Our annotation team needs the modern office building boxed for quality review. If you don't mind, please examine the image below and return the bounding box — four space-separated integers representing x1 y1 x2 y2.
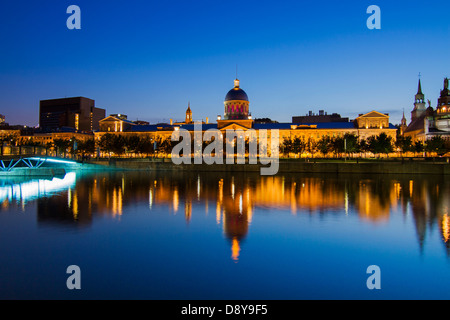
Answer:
39 97 105 132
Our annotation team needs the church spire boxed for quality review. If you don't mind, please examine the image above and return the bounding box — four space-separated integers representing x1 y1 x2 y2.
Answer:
412 76 426 122
185 101 192 124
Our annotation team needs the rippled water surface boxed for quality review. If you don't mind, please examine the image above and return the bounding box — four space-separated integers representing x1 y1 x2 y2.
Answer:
0 170 449 299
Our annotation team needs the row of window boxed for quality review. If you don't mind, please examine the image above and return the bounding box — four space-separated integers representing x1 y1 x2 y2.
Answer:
226 103 248 114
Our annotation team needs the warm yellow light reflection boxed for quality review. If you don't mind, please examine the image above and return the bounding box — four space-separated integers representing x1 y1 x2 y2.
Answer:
231 237 240 262
73 191 78 220
149 188 153 209
394 182 401 200
409 180 414 198
112 187 122 217
442 214 449 243
216 202 221 224
173 188 179 213
185 201 192 222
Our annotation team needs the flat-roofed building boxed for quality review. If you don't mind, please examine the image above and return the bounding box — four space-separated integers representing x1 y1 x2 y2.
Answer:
293 110 349 124
39 97 105 132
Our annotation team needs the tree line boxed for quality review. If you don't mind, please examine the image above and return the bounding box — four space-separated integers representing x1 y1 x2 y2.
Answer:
281 133 448 157
1 132 449 158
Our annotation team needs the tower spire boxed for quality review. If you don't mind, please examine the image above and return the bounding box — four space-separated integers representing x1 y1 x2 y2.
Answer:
417 78 423 95
412 75 426 122
185 101 192 123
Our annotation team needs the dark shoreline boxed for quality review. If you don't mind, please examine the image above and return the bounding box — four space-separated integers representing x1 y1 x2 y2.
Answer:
87 158 450 175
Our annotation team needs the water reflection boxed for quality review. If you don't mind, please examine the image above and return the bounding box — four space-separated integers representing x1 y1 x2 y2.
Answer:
0 172 76 204
1 171 449 259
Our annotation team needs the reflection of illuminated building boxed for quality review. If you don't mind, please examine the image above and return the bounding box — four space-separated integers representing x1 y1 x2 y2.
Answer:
37 173 93 227
3 170 449 257
37 191 92 227
185 200 192 222
0 172 76 204
437 196 450 254
215 176 252 262
231 238 240 262
354 180 392 223
111 187 123 217
221 194 251 262
137 172 450 257
441 214 449 243
252 177 344 214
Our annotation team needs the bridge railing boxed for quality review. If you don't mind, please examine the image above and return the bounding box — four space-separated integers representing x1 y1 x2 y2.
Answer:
0 157 47 172
0 146 79 159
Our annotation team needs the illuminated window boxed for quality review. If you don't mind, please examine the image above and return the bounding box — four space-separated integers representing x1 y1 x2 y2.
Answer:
75 114 79 130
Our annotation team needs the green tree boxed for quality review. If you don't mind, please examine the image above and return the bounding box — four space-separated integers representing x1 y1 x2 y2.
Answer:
291 137 306 156
368 133 393 157
77 139 96 156
136 136 154 156
344 133 359 154
305 137 317 157
156 137 175 155
358 138 370 157
395 136 413 155
281 137 293 157
99 134 126 156
20 137 41 147
331 136 343 156
413 140 424 156
125 135 141 156
0 134 18 146
53 139 71 157
316 136 333 156
425 136 447 156
111 135 126 156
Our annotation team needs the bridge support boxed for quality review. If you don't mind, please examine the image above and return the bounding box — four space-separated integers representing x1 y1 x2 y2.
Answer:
0 158 47 172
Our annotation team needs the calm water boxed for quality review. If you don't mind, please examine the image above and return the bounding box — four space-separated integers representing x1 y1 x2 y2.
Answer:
0 170 449 300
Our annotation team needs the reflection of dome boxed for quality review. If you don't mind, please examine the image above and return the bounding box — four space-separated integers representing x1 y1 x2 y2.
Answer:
225 79 249 102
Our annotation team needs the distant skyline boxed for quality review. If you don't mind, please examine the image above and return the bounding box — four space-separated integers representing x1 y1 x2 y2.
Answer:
1 0 449 127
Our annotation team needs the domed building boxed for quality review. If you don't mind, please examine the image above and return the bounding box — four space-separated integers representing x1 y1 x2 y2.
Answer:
94 74 397 158
224 79 250 120
218 78 254 130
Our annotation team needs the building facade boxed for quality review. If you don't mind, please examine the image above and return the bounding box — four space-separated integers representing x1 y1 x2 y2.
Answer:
94 78 397 156
404 78 450 142
39 97 105 132
292 111 349 124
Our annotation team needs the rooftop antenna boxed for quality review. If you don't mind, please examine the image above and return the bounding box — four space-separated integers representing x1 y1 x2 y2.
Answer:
236 64 238 79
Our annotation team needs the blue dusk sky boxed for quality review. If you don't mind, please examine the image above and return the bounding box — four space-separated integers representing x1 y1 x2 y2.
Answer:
0 0 449 127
